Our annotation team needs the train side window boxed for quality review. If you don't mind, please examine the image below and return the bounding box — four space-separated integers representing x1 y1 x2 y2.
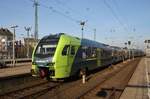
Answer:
71 46 75 55
62 45 70 55
81 46 87 59
76 47 82 58
92 47 97 58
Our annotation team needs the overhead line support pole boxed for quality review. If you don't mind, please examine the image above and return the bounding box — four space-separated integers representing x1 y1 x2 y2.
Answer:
34 0 39 40
11 25 18 67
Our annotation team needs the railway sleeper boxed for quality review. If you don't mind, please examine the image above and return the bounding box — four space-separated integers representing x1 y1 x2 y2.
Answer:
96 87 124 98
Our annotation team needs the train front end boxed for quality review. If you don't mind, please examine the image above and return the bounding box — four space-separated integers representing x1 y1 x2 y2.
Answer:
31 34 61 80
31 33 80 80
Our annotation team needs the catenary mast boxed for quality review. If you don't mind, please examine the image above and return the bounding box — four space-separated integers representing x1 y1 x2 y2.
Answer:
34 0 38 40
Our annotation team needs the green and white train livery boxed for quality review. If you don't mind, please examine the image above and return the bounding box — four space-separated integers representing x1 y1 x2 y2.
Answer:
31 33 113 80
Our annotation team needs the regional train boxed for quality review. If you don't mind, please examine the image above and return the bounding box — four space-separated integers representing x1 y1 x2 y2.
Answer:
31 33 144 80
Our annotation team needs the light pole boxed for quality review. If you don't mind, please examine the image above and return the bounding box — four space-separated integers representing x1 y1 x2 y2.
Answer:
34 0 39 40
94 28 96 41
11 25 18 67
132 42 135 60
80 21 85 39
24 27 31 58
128 41 131 60
124 42 127 59
1 38 6 59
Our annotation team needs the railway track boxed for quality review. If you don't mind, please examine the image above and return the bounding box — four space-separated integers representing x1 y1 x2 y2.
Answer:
0 58 141 99
36 59 140 99
78 58 140 99
0 79 61 99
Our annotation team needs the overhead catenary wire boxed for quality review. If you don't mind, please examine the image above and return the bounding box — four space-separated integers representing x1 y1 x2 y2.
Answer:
111 0 131 31
28 0 80 23
103 0 129 32
28 0 95 37
29 0 129 37
49 0 86 20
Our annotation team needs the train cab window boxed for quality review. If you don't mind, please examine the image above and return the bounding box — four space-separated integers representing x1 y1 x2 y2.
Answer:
62 45 70 55
71 46 75 55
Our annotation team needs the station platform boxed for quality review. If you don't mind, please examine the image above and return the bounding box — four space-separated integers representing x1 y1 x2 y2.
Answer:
120 57 150 99
0 63 31 79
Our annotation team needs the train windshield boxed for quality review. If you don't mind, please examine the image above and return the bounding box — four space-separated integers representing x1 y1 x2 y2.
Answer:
34 34 60 58
35 44 57 57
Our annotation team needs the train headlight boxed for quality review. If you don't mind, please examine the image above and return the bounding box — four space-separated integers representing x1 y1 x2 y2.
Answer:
32 61 36 65
47 62 55 66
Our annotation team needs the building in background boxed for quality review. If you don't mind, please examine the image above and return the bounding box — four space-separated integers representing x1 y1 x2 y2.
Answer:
0 28 13 59
24 38 38 58
0 28 39 59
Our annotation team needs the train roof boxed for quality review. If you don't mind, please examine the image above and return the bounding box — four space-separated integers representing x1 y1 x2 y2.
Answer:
42 33 63 39
40 33 64 43
81 38 110 49
61 33 111 49
109 46 122 50
40 33 112 50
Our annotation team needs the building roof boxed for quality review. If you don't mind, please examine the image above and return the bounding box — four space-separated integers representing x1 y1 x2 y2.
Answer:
0 28 13 36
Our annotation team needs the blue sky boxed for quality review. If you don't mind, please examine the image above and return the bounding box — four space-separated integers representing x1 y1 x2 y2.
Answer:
0 0 150 49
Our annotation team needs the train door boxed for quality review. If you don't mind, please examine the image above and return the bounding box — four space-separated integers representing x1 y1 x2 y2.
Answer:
62 45 70 67
97 48 101 67
62 44 75 73
68 45 76 67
